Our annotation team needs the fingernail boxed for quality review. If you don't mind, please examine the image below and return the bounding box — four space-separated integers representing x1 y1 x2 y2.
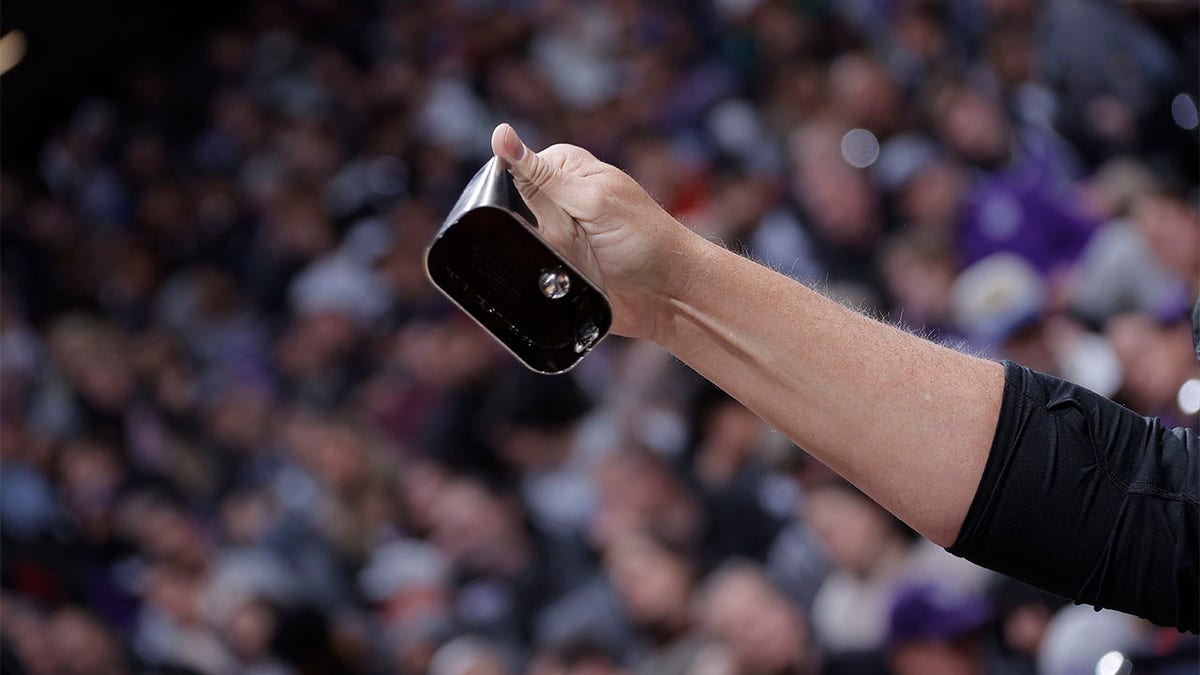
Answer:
503 126 526 162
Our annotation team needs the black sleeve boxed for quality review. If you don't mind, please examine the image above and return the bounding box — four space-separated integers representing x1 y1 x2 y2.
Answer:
949 360 1199 633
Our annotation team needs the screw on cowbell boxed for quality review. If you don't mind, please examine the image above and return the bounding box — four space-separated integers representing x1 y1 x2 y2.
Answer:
539 268 571 299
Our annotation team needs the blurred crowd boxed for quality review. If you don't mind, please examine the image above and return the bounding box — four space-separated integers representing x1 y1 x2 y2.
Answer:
1 0 1198 674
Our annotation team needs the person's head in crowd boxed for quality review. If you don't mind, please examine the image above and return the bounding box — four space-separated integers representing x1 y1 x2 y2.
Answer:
128 496 211 572
880 234 957 330
794 161 881 251
204 383 273 457
93 232 161 321
48 316 135 418
891 2 950 74
590 449 702 551
788 121 881 252
829 53 904 138
379 198 443 312
983 21 1035 91
697 561 812 675
145 563 208 629
360 539 453 674
803 479 918 579
950 253 1052 367
399 457 453 538
1131 189 1200 291
1106 312 1200 418
218 489 278 547
52 606 130 675
763 58 827 133
926 79 1012 170
430 474 530 578
359 539 451 628
481 367 592 473
689 385 765 487
303 418 379 497
987 578 1066 666
224 596 279 666
292 415 405 557
1 597 53 675
604 529 696 642
624 133 707 219
886 150 968 245
263 185 336 263
704 169 777 242
2 601 130 675
744 0 816 66
393 316 503 389
886 582 992 675
275 308 362 395
1078 157 1159 222
54 438 132 550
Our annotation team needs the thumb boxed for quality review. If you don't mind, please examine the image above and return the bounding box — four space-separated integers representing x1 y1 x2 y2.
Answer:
491 123 569 201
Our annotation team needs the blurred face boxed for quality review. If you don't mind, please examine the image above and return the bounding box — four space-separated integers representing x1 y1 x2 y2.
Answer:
1000 323 1057 377
1107 314 1195 412
1002 604 1052 657
939 91 1010 167
881 244 954 325
901 162 966 235
395 319 499 388
716 176 772 237
147 568 203 625
206 385 269 452
431 479 521 573
49 320 133 412
696 402 764 481
48 609 125 675
311 424 369 493
1133 195 1200 281
401 459 450 535
277 310 360 378
804 484 896 577
830 55 902 135
5 605 55 675
227 599 277 661
798 169 878 247
136 501 210 569
605 533 691 630
590 453 700 550
626 139 683 210
702 569 807 675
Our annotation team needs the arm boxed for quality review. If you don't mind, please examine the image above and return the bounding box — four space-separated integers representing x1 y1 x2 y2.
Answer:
490 123 1002 546
490 125 1198 630
653 233 1004 546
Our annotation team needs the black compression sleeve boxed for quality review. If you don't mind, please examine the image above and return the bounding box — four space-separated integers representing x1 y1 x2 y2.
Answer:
949 361 1199 633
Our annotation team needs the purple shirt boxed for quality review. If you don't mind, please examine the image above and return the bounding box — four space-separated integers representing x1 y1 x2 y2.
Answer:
957 132 1097 275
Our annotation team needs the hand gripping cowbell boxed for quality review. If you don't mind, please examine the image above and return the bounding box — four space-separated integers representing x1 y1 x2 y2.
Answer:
424 157 613 374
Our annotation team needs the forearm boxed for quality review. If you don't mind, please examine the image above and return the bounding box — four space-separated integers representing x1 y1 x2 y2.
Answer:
652 229 1005 546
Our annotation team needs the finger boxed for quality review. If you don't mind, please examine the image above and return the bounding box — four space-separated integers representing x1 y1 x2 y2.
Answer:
490 123 578 249
491 123 574 203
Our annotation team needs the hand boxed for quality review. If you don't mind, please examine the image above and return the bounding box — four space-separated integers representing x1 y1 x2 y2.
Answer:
491 123 694 340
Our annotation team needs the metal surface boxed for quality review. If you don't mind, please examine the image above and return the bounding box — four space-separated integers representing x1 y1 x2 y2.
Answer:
424 157 613 374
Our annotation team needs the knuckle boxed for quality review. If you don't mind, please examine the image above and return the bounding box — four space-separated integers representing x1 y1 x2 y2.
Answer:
526 156 558 191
